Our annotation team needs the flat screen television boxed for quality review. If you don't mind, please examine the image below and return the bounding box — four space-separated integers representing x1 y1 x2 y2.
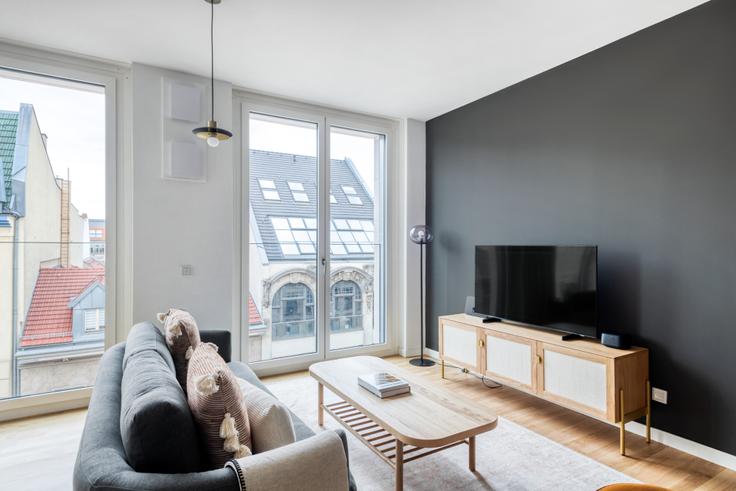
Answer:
474 245 598 339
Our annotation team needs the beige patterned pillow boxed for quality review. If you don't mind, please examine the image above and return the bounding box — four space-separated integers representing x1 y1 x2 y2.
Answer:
187 342 252 468
236 378 296 454
157 308 201 391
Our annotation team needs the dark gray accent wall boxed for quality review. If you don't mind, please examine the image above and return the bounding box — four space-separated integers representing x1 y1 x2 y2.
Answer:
426 0 736 454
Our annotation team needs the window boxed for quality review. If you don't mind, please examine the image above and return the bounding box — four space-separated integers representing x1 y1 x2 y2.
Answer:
329 126 385 351
288 181 309 202
245 108 389 365
331 219 374 254
84 309 105 333
272 283 314 340
1 67 107 400
341 185 362 205
248 112 318 361
258 179 281 200
271 217 317 255
331 281 362 333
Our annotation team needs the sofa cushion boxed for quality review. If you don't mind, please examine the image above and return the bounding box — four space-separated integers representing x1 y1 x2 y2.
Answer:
236 378 296 454
188 343 252 468
158 308 201 392
228 360 315 442
120 323 203 473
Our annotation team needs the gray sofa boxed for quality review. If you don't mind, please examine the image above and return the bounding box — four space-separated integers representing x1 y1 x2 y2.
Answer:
73 322 356 490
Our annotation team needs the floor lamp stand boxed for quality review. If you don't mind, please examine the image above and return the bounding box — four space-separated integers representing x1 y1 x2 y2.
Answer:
410 242 435 367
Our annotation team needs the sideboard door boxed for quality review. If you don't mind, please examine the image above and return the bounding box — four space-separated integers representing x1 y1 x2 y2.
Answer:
482 331 535 392
538 343 610 420
440 320 480 372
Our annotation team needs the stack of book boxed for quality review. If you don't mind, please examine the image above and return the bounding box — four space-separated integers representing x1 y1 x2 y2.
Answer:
357 372 411 398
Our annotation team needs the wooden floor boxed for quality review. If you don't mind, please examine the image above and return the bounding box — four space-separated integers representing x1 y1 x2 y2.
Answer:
1 355 734 490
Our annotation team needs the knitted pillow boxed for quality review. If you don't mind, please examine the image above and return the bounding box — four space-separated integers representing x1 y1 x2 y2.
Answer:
236 378 296 454
157 308 201 391
187 342 252 468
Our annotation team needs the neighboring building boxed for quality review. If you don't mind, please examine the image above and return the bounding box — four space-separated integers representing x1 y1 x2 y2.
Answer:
88 218 105 258
0 104 97 398
15 267 105 395
248 149 379 360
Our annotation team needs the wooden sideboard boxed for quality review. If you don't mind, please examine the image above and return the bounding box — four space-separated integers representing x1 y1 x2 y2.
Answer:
438 313 650 455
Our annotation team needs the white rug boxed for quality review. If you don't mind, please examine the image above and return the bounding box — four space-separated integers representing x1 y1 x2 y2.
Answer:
265 375 638 491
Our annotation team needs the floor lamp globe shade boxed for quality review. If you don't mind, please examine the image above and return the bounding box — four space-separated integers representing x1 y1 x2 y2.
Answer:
409 225 433 245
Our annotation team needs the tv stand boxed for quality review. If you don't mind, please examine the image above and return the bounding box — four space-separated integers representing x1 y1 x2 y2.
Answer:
481 316 503 324
438 314 650 457
561 333 584 341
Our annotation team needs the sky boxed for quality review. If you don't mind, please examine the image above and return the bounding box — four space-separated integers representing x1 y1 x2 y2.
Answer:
249 115 382 198
0 70 106 219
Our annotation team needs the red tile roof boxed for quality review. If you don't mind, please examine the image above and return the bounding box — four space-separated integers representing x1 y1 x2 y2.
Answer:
21 267 105 347
248 294 263 325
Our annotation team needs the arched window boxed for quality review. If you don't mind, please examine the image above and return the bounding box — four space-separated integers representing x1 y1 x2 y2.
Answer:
330 280 362 333
271 283 314 340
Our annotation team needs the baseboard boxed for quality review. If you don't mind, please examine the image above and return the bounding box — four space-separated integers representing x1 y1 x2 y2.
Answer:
625 421 736 471
424 345 736 472
399 347 420 358
424 347 439 361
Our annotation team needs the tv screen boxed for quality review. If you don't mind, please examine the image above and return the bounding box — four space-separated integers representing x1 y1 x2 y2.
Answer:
474 246 598 338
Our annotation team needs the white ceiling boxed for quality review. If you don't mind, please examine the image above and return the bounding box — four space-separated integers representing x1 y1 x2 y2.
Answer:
0 0 707 121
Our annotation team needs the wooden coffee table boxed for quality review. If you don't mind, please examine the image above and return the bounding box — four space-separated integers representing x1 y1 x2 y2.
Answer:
309 356 498 491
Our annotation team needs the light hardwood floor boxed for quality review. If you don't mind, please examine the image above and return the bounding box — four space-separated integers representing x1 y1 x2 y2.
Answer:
1 355 734 490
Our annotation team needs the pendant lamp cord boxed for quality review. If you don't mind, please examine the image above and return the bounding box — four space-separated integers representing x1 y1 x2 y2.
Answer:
210 0 215 122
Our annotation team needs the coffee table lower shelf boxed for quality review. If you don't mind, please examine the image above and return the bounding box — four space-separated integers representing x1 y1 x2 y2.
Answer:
319 396 476 491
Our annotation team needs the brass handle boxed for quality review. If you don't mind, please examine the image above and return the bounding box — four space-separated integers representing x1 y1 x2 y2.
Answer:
537 355 543 364
479 339 485 348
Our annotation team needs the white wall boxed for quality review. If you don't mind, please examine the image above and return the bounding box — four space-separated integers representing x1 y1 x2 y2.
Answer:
401 118 426 357
130 63 235 333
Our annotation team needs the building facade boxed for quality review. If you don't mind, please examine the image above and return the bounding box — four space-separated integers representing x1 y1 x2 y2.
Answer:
248 150 380 361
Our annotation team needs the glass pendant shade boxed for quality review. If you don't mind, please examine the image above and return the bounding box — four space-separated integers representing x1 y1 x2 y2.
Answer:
409 225 433 245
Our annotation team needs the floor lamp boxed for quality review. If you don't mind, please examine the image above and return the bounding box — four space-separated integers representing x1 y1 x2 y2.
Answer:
409 225 435 367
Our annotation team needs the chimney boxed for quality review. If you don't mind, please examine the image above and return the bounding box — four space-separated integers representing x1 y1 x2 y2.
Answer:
60 178 70 268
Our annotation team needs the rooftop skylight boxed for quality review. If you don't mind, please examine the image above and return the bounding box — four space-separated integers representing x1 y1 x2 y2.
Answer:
259 179 280 200
270 216 374 257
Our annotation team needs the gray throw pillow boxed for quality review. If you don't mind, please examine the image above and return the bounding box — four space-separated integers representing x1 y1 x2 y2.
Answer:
120 323 203 473
236 377 296 454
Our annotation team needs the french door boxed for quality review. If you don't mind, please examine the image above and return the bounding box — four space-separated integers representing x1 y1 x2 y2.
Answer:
241 101 389 372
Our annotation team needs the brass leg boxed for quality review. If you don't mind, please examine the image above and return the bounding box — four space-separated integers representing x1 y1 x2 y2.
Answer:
619 388 625 456
441 359 445 379
395 440 404 491
646 380 651 444
318 383 324 427
469 436 476 472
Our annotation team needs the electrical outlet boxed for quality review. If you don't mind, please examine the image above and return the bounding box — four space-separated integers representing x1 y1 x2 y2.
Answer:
180 264 193 276
652 387 668 404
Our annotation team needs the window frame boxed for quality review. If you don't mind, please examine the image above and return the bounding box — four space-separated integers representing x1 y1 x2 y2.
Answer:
235 92 400 377
0 40 125 418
